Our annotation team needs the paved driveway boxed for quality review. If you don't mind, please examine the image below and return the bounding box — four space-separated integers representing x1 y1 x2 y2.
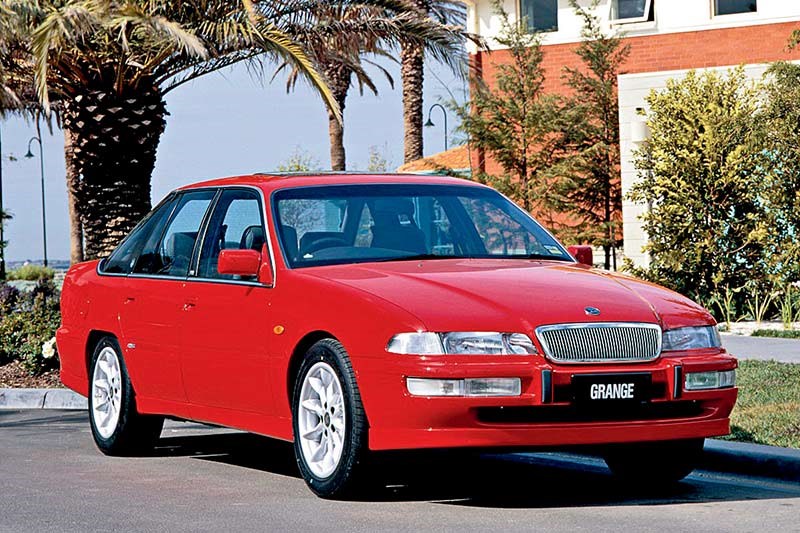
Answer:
722 335 800 364
1 410 799 532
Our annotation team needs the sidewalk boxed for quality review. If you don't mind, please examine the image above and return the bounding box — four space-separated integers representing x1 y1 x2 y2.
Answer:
721 335 800 364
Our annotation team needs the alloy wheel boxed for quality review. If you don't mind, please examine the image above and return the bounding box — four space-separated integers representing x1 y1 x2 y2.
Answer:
91 346 122 439
297 361 346 478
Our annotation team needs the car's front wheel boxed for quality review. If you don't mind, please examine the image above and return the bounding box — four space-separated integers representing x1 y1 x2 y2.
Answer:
292 339 370 498
89 337 164 455
603 438 705 485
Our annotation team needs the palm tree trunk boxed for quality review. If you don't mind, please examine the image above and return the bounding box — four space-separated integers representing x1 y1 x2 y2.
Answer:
401 39 425 164
401 0 428 164
63 129 83 264
61 87 166 259
324 64 352 172
328 110 346 171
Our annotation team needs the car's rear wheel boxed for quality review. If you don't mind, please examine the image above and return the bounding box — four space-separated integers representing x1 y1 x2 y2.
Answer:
603 438 705 484
292 339 369 498
89 337 164 455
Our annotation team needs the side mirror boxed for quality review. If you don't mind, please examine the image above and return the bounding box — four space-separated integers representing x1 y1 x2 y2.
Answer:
567 245 593 267
218 249 261 277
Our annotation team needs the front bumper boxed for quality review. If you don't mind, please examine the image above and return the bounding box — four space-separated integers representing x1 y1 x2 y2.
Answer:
356 351 737 451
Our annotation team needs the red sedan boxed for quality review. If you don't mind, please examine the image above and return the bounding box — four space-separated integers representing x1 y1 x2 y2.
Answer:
57 173 737 498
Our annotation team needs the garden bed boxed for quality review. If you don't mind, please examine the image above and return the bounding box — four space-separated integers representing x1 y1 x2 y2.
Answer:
719 321 800 336
0 360 63 389
751 329 800 339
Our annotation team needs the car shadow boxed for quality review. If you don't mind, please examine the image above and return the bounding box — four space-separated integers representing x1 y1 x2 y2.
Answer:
152 431 800 508
154 431 301 479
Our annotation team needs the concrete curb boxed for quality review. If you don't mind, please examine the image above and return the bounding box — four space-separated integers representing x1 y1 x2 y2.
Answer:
701 439 800 482
0 388 87 410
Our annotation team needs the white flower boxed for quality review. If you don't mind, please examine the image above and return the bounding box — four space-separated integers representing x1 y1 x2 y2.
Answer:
42 337 57 359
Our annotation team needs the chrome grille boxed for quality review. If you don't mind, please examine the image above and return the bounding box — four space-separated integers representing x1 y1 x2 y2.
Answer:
535 323 662 363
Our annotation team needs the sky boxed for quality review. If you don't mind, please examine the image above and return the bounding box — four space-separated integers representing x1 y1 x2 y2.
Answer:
0 59 466 263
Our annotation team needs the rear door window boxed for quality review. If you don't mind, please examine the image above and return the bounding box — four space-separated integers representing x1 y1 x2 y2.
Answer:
133 190 216 277
101 195 176 275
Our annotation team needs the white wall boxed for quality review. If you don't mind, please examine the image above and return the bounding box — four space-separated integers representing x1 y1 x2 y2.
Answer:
468 0 800 49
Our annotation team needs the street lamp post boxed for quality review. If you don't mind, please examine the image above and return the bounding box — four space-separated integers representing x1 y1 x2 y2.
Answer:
25 135 48 267
424 103 448 152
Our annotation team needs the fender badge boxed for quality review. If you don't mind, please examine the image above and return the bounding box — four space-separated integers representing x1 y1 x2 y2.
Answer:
584 307 601 316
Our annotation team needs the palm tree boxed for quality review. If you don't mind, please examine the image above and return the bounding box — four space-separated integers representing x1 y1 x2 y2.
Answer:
277 1 465 171
6 0 339 260
401 0 466 164
276 3 395 171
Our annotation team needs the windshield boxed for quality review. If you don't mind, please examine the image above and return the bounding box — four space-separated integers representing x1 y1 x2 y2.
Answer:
273 184 573 268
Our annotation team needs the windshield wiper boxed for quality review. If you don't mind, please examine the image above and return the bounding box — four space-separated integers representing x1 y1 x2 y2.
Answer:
371 254 470 263
370 253 572 263
517 253 573 262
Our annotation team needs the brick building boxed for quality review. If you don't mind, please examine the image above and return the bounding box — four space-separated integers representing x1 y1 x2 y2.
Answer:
459 0 800 266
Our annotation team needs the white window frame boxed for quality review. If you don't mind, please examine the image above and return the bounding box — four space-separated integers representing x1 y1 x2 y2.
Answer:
517 0 559 33
608 0 653 24
712 0 758 17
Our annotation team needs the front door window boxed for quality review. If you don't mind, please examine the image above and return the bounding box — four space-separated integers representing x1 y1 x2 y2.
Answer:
197 189 265 280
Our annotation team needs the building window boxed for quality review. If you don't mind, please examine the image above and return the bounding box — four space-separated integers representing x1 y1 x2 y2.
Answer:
520 0 558 32
610 0 654 23
714 0 757 16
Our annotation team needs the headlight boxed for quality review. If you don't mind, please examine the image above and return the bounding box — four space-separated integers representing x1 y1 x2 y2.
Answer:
387 332 537 355
662 326 721 351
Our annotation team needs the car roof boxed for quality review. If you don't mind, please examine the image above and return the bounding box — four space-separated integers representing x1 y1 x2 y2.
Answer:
177 172 487 193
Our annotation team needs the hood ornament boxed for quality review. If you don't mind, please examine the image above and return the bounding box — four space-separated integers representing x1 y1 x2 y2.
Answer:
584 306 601 316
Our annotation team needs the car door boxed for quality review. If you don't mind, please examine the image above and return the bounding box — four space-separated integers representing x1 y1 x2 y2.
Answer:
119 189 217 404
180 188 275 414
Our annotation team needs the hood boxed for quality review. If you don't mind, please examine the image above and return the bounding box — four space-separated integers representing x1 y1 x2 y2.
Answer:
299 259 714 333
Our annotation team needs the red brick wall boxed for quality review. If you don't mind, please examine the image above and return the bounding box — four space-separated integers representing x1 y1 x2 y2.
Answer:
471 21 800 176
479 21 800 95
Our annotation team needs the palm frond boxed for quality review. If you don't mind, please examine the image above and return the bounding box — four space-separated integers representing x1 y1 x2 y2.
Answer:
30 2 103 111
11 0 472 122
111 6 208 59
256 24 341 120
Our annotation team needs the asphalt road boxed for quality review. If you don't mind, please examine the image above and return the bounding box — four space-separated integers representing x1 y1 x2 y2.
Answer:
2 410 799 532
721 335 800 364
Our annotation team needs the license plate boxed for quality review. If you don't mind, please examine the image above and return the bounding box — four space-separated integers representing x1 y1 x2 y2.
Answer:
571 373 652 404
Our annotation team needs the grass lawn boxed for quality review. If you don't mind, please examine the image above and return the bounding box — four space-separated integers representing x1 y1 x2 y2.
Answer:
722 360 800 449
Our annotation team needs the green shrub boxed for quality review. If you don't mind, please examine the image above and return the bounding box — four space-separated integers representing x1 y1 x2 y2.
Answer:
751 329 800 339
7 264 55 281
0 280 61 374
628 68 773 310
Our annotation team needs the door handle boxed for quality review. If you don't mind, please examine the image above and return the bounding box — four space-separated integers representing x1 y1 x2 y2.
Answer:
183 301 197 311
124 297 135 304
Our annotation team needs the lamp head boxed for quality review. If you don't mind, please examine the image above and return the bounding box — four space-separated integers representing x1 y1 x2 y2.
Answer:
424 118 435 128
24 150 34 159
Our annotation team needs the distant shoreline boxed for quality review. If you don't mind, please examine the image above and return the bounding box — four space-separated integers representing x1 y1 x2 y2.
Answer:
6 260 71 271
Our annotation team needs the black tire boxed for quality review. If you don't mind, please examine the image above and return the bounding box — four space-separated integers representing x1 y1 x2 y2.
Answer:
603 438 705 485
291 338 370 498
88 337 164 456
